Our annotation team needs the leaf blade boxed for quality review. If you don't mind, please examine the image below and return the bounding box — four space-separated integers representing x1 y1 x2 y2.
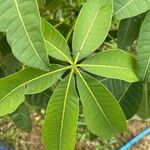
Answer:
137 83 150 119
0 65 67 117
114 0 150 20
0 0 49 70
42 18 72 63
80 50 139 82
137 11 150 82
43 72 79 150
72 0 113 62
76 71 127 139
10 102 32 133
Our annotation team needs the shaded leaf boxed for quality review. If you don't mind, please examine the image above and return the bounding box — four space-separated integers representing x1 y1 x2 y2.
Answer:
117 15 143 50
137 83 150 119
118 82 143 119
10 103 32 133
26 89 52 109
102 78 143 119
101 78 129 100
137 11 150 82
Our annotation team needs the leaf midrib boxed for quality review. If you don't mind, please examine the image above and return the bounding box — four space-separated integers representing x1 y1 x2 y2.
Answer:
118 84 131 103
77 70 117 132
58 69 74 149
14 0 48 68
74 2 102 63
45 40 72 64
78 64 134 71
114 0 134 16
0 66 70 102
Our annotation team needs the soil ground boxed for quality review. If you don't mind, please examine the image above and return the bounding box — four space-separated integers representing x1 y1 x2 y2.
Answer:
0 112 150 150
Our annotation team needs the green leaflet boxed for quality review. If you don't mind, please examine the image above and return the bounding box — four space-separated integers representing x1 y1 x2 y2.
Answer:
0 65 68 117
76 71 127 139
10 103 32 133
114 0 150 20
137 11 150 82
137 83 150 119
43 72 79 150
79 50 139 82
117 15 143 50
25 65 68 94
0 0 49 70
72 0 113 62
42 19 72 63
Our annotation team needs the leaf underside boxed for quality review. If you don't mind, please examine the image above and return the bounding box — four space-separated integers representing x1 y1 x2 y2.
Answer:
0 0 49 70
114 0 150 20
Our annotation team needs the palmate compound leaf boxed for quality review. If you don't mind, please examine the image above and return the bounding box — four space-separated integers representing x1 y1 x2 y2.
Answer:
76 71 127 139
114 0 150 20
42 18 72 64
137 83 150 119
43 71 79 150
137 11 150 82
72 0 113 62
79 50 139 82
0 65 68 117
102 78 143 119
0 0 49 70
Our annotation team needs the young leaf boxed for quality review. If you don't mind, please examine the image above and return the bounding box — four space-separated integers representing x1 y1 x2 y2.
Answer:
114 0 150 20
43 72 79 150
76 71 127 139
0 65 68 117
137 83 150 119
72 0 113 62
117 15 143 50
79 50 139 82
137 11 150 82
10 103 32 133
0 0 49 70
42 19 72 63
